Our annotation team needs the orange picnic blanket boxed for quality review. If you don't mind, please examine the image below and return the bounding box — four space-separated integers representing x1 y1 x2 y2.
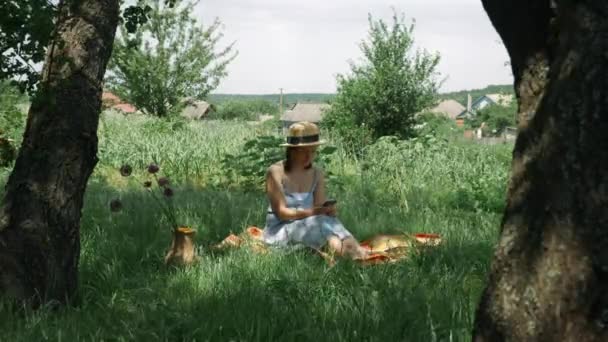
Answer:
212 226 442 265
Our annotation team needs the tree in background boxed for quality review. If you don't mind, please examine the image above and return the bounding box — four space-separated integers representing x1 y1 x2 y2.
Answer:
467 100 517 135
106 0 236 117
323 11 441 150
209 99 278 121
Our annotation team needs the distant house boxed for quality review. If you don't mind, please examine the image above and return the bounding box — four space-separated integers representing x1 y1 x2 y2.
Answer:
102 91 138 114
102 91 121 108
280 102 330 131
471 93 514 110
112 103 138 114
456 93 514 121
427 99 466 120
180 99 215 120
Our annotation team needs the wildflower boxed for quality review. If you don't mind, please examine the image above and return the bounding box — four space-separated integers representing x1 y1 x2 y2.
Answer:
158 177 170 187
111 162 181 231
109 199 123 212
147 163 160 174
119 164 132 177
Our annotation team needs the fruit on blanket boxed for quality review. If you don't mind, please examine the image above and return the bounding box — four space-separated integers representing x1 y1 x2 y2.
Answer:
360 234 414 252
211 226 267 253
164 226 198 266
360 233 442 252
212 234 244 250
246 226 264 240
213 227 441 265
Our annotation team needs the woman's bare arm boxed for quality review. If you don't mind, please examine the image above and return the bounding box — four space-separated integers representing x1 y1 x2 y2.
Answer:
266 165 326 220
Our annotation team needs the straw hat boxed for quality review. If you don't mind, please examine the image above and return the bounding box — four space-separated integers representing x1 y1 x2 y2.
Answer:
280 121 326 147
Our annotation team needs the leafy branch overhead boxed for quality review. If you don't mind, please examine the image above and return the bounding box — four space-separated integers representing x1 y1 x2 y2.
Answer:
0 0 56 93
0 0 180 94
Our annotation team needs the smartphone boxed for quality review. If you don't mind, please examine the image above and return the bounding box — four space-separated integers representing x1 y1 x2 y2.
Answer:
322 199 337 207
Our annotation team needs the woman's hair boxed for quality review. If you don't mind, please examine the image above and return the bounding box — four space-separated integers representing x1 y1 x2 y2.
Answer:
284 147 313 173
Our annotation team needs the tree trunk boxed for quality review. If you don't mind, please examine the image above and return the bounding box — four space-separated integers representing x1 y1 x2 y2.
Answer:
481 0 554 126
473 1 608 341
0 0 119 307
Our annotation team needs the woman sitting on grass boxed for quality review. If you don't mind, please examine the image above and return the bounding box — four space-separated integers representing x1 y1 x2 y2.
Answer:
262 121 369 260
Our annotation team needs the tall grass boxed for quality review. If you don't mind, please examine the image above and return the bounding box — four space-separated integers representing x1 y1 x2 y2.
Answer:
0 113 513 341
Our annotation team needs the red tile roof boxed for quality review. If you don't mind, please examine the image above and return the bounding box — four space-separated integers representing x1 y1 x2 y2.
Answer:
102 91 138 113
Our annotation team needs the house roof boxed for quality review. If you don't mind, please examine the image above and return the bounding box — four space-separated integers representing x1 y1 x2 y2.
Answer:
428 99 466 119
102 91 122 106
456 93 515 119
102 91 138 113
113 103 137 113
280 102 330 123
181 100 213 120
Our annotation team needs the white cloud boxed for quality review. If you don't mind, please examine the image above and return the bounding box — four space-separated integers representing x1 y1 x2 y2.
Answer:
193 0 513 94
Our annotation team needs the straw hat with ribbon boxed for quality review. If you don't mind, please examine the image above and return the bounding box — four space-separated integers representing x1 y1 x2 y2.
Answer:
280 121 326 147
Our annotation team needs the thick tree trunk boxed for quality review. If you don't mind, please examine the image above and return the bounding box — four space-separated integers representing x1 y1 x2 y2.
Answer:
474 1 608 341
0 0 119 307
481 0 554 126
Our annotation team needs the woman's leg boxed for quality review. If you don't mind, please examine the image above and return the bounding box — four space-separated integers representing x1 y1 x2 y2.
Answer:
342 237 369 259
326 235 369 260
326 235 344 256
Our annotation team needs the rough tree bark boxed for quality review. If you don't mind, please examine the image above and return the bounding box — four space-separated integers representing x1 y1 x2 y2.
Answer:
0 0 120 307
474 1 608 341
481 0 554 127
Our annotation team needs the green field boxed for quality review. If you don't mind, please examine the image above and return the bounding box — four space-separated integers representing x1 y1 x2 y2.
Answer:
0 114 513 341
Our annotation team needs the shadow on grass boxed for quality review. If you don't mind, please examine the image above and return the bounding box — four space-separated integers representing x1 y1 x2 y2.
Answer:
0 177 498 341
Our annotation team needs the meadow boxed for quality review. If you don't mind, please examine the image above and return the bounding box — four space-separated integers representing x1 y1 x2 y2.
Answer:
0 113 514 341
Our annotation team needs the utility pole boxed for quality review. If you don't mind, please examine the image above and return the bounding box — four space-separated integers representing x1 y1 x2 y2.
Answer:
279 87 284 116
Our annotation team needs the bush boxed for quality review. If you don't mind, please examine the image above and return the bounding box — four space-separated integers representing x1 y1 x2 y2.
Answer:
220 135 338 191
323 11 441 151
210 100 278 121
0 82 27 166
356 134 510 214
414 112 461 139
467 100 517 134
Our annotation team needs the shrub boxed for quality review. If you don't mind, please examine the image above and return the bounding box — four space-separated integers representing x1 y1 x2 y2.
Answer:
323 11 441 151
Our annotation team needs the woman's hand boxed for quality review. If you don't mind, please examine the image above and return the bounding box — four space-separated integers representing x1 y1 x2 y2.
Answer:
311 206 331 216
289 204 336 220
309 205 336 217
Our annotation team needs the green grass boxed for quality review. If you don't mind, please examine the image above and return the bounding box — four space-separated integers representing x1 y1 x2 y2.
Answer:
0 113 513 341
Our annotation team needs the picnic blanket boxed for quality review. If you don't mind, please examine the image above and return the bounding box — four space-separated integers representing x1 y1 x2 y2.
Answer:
212 226 442 266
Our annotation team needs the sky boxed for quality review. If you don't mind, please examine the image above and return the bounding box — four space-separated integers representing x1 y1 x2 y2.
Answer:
194 0 513 94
